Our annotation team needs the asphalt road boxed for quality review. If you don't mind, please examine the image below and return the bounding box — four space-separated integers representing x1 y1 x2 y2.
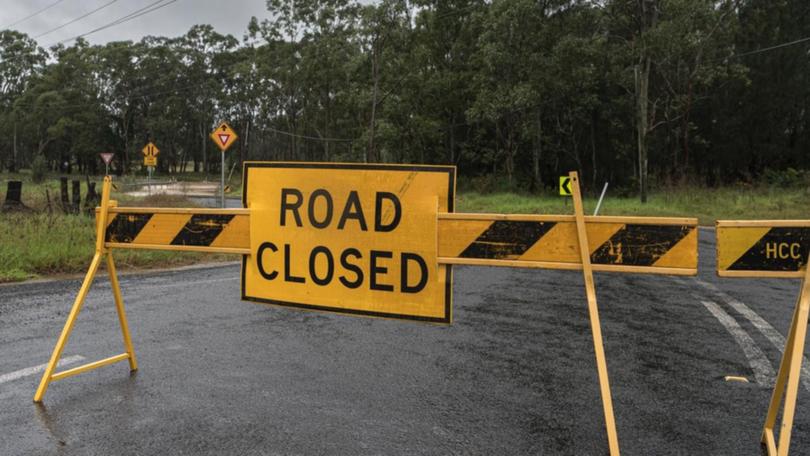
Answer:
1 228 808 455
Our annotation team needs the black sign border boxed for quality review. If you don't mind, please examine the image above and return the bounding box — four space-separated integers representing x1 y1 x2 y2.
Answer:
240 161 456 324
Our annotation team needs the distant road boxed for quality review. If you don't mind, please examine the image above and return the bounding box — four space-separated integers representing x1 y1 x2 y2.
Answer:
190 196 242 208
1 231 808 454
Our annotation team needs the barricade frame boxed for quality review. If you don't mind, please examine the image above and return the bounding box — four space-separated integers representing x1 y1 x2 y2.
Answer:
35 169 703 456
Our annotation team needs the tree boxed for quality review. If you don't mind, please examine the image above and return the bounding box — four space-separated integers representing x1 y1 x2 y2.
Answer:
0 30 46 171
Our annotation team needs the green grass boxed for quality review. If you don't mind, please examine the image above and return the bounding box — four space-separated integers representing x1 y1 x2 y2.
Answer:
2 170 809 282
0 172 231 282
458 186 810 225
0 212 230 282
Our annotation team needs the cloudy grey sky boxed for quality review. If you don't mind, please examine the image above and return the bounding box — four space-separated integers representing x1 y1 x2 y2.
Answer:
2 0 272 47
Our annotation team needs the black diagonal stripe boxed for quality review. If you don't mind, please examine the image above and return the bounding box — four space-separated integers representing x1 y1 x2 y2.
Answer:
591 224 693 266
728 227 810 271
171 214 235 246
459 221 556 259
105 213 153 243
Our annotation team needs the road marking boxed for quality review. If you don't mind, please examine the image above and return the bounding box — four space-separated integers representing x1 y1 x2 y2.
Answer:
1 275 241 303
700 300 775 386
140 276 239 289
0 355 85 385
693 278 810 392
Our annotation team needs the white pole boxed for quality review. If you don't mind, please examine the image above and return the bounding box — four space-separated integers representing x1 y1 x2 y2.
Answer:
593 182 609 216
221 152 225 208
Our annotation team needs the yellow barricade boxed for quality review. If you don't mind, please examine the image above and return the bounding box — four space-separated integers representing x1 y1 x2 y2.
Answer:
36 163 700 456
717 220 810 456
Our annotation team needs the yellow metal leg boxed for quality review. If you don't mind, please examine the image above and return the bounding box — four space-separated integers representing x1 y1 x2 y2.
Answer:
107 253 138 371
33 177 138 403
761 266 810 456
34 253 103 402
569 171 621 456
762 292 801 449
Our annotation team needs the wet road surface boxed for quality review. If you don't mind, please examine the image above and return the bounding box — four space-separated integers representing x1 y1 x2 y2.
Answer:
1 229 807 455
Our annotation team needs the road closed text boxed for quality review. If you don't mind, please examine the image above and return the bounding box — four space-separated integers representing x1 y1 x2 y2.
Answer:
255 188 428 292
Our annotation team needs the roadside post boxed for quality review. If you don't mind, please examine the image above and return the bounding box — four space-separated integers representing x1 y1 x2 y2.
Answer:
594 182 609 216
209 121 238 208
34 163 699 456
716 220 810 456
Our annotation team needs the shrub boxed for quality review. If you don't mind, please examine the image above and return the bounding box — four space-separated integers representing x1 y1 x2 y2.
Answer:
30 155 48 183
762 167 809 188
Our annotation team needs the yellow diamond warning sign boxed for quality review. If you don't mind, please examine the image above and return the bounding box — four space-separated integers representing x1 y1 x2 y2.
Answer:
210 122 238 152
241 162 456 323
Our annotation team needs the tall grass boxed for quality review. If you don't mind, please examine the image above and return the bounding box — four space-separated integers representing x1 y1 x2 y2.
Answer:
0 211 229 283
0 173 236 282
457 185 810 225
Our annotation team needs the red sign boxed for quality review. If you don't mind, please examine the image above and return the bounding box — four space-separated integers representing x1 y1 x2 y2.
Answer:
100 152 114 165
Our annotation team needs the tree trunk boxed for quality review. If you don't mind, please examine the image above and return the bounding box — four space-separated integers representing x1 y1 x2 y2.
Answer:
682 79 694 175
367 52 379 163
122 107 130 175
635 62 650 203
243 118 250 164
533 111 542 191
448 116 455 165
11 120 17 172
635 0 658 204
505 123 515 187
591 110 598 189
201 123 207 175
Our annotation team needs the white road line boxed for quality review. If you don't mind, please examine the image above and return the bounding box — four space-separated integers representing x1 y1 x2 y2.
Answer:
1 276 240 306
0 355 85 385
141 276 239 289
693 278 810 392
700 300 775 386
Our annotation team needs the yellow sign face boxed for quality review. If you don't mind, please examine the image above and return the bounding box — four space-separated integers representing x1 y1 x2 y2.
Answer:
438 215 697 273
210 122 238 152
142 142 159 157
242 162 456 323
144 156 157 167
717 221 810 278
559 176 572 196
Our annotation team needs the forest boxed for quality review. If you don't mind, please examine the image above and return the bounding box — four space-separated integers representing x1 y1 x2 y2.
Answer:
0 0 808 200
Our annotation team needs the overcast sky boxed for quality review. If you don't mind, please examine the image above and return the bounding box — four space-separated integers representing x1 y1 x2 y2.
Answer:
2 0 271 47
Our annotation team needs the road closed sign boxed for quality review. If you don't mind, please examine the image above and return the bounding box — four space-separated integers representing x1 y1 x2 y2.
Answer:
241 162 456 323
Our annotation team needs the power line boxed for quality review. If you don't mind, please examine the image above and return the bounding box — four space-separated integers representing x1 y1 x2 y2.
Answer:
54 0 181 46
726 36 810 60
266 126 355 142
0 0 180 66
2 0 71 30
33 0 120 39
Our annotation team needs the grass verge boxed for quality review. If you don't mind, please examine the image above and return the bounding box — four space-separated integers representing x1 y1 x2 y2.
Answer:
457 186 810 225
0 173 232 283
0 213 231 282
